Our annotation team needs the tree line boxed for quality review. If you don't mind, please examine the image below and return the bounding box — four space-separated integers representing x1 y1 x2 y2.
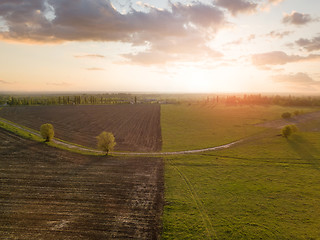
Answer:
2 93 320 107
0 94 134 106
223 94 320 106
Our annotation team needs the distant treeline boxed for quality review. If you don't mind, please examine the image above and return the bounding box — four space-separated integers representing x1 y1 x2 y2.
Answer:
223 94 320 106
0 94 134 106
1 93 320 107
0 93 173 106
196 94 320 107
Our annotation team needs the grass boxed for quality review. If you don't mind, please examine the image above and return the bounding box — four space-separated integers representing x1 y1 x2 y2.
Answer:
161 103 317 151
0 118 43 142
162 131 320 239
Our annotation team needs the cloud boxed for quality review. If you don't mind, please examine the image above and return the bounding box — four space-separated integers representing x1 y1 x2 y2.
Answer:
268 0 285 5
46 81 71 86
122 31 223 65
215 0 257 16
122 48 222 65
252 51 320 66
86 67 105 70
225 34 255 46
0 1 225 42
0 0 226 65
267 30 293 39
74 54 105 58
296 36 320 52
272 72 320 89
260 0 285 11
282 11 315 25
0 79 11 84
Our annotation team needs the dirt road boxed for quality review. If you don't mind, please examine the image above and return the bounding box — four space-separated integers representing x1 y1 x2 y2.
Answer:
0 118 242 155
2 110 319 155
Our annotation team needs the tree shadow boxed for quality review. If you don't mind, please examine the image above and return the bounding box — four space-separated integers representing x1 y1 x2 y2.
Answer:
287 134 320 170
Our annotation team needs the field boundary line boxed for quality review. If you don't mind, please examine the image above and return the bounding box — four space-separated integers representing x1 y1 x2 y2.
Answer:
0 117 241 156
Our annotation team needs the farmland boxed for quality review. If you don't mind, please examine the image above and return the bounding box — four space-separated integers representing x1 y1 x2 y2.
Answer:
1 101 320 239
161 103 317 151
0 104 161 152
162 116 320 239
0 128 164 239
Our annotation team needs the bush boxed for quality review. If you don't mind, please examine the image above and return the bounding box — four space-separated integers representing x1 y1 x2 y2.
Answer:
281 112 291 119
289 124 298 133
281 124 298 138
40 123 54 142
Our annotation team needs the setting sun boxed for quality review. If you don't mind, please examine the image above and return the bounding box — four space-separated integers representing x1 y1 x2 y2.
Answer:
1 1 320 238
0 0 319 94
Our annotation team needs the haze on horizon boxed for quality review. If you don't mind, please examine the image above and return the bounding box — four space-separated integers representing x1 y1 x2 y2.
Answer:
0 0 319 94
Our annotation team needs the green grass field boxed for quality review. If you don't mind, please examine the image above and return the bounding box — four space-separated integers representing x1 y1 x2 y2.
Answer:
161 103 316 151
162 128 320 239
161 104 320 239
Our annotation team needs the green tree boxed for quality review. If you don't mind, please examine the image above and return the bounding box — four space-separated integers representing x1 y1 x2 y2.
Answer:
282 124 298 138
282 125 292 138
281 112 291 119
289 124 298 133
40 123 54 142
96 131 116 155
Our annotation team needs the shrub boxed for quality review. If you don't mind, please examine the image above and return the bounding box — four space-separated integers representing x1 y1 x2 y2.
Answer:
281 124 298 138
40 123 54 142
281 112 291 119
289 124 298 133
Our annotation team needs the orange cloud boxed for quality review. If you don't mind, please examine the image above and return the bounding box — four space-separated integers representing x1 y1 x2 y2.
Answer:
272 72 320 90
266 30 293 39
0 79 12 84
74 54 105 58
86 68 105 71
46 82 72 86
252 51 320 66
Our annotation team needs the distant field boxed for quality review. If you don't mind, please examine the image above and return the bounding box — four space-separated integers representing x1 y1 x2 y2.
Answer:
161 103 318 151
0 128 163 239
0 104 161 152
2 102 320 239
162 127 320 239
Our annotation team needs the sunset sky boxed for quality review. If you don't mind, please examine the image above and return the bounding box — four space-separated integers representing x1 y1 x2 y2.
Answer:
0 0 319 93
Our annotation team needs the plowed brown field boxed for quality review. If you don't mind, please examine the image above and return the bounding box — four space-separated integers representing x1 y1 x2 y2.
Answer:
0 104 162 152
0 128 164 239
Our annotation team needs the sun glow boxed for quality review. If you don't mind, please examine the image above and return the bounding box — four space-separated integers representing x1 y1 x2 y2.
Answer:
173 65 252 93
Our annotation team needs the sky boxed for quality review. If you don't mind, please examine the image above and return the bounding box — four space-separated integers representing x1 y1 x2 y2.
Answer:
0 0 320 93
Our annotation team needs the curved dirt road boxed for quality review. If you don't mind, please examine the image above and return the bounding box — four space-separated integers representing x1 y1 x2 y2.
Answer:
3 110 319 156
256 110 320 129
0 118 242 156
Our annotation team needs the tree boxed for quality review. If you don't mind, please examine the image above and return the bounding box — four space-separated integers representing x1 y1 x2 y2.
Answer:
282 125 292 138
281 112 291 119
96 131 116 155
40 123 54 142
289 124 298 133
282 124 298 138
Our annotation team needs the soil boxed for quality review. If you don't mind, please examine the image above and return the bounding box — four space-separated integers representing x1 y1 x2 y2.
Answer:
0 128 164 239
0 104 162 152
